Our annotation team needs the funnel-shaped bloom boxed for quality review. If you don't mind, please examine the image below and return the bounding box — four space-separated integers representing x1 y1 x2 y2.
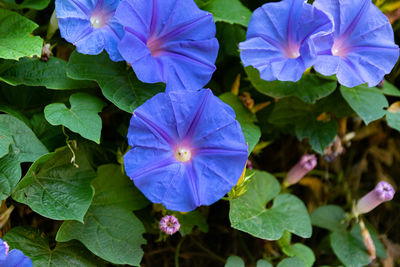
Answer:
115 0 219 91
159 215 180 235
0 239 32 267
356 181 395 214
284 154 317 186
124 89 248 212
313 0 399 87
56 0 124 61
239 0 333 82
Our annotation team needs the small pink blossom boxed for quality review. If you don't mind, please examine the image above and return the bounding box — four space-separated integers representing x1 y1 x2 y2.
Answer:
159 215 180 235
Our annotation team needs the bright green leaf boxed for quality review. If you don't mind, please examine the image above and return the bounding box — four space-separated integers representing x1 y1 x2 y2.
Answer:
386 105 400 131
225 255 245 267
200 0 252 27
67 51 164 113
381 80 400 97
311 205 347 232
44 93 106 143
220 92 261 153
0 155 20 200
12 146 96 222
0 9 42 60
0 114 48 163
0 129 13 158
340 85 388 125
0 0 50 10
4 226 104 267
330 231 371 267
295 119 338 154
277 257 306 267
245 67 337 104
229 170 312 240
282 244 315 267
56 164 147 266
0 57 94 89
172 210 209 236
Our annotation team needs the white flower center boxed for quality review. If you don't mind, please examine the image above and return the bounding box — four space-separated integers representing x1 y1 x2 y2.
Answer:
175 147 191 162
90 15 105 29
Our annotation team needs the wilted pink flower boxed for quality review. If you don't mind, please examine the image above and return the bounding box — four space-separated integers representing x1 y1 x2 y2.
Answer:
159 215 180 235
356 181 395 214
284 154 317 186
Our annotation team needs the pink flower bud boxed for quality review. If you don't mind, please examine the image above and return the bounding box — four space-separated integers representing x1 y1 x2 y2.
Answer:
356 181 395 214
285 154 317 186
159 215 180 235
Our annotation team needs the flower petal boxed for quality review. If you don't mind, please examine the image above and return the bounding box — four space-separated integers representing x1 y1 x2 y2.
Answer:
74 28 106 55
55 0 95 19
2 250 32 267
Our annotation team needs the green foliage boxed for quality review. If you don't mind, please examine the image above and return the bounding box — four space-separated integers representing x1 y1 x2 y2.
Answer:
196 0 252 27
0 57 94 89
0 114 48 162
0 9 42 60
12 147 96 222
220 92 261 153
4 227 104 266
277 257 306 267
246 67 337 104
340 85 389 125
66 51 165 113
229 170 312 240
173 210 209 236
0 0 50 10
281 244 315 267
56 164 147 266
0 155 20 200
256 259 273 267
225 255 245 267
311 205 347 232
44 93 106 144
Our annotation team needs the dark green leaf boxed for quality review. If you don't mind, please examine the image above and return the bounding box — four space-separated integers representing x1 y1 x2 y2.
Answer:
12 146 96 222
0 155 20 200
386 110 400 131
350 223 387 259
0 114 48 163
44 93 106 144
220 92 261 153
245 67 337 104
311 205 347 232
56 164 147 266
0 0 50 10
295 119 338 154
200 0 252 27
0 9 42 60
340 85 388 125
225 255 245 267
330 231 371 267
381 80 400 97
4 226 104 267
0 57 94 89
172 210 209 236
229 170 312 240
67 51 164 113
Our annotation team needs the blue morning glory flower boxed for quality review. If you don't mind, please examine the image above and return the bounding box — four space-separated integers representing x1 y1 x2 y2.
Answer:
115 0 219 91
123 89 248 212
0 239 32 267
239 0 333 82
313 0 400 87
55 0 124 61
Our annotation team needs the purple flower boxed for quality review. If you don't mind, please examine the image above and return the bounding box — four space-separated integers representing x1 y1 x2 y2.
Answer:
313 0 399 87
356 181 395 214
0 239 32 267
284 154 317 186
239 0 333 82
159 215 180 235
55 0 124 61
115 0 219 91
123 89 248 212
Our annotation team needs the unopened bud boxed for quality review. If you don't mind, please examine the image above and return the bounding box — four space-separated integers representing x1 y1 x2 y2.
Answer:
159 215 180 235
284 154 317 186
356 181 395 215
